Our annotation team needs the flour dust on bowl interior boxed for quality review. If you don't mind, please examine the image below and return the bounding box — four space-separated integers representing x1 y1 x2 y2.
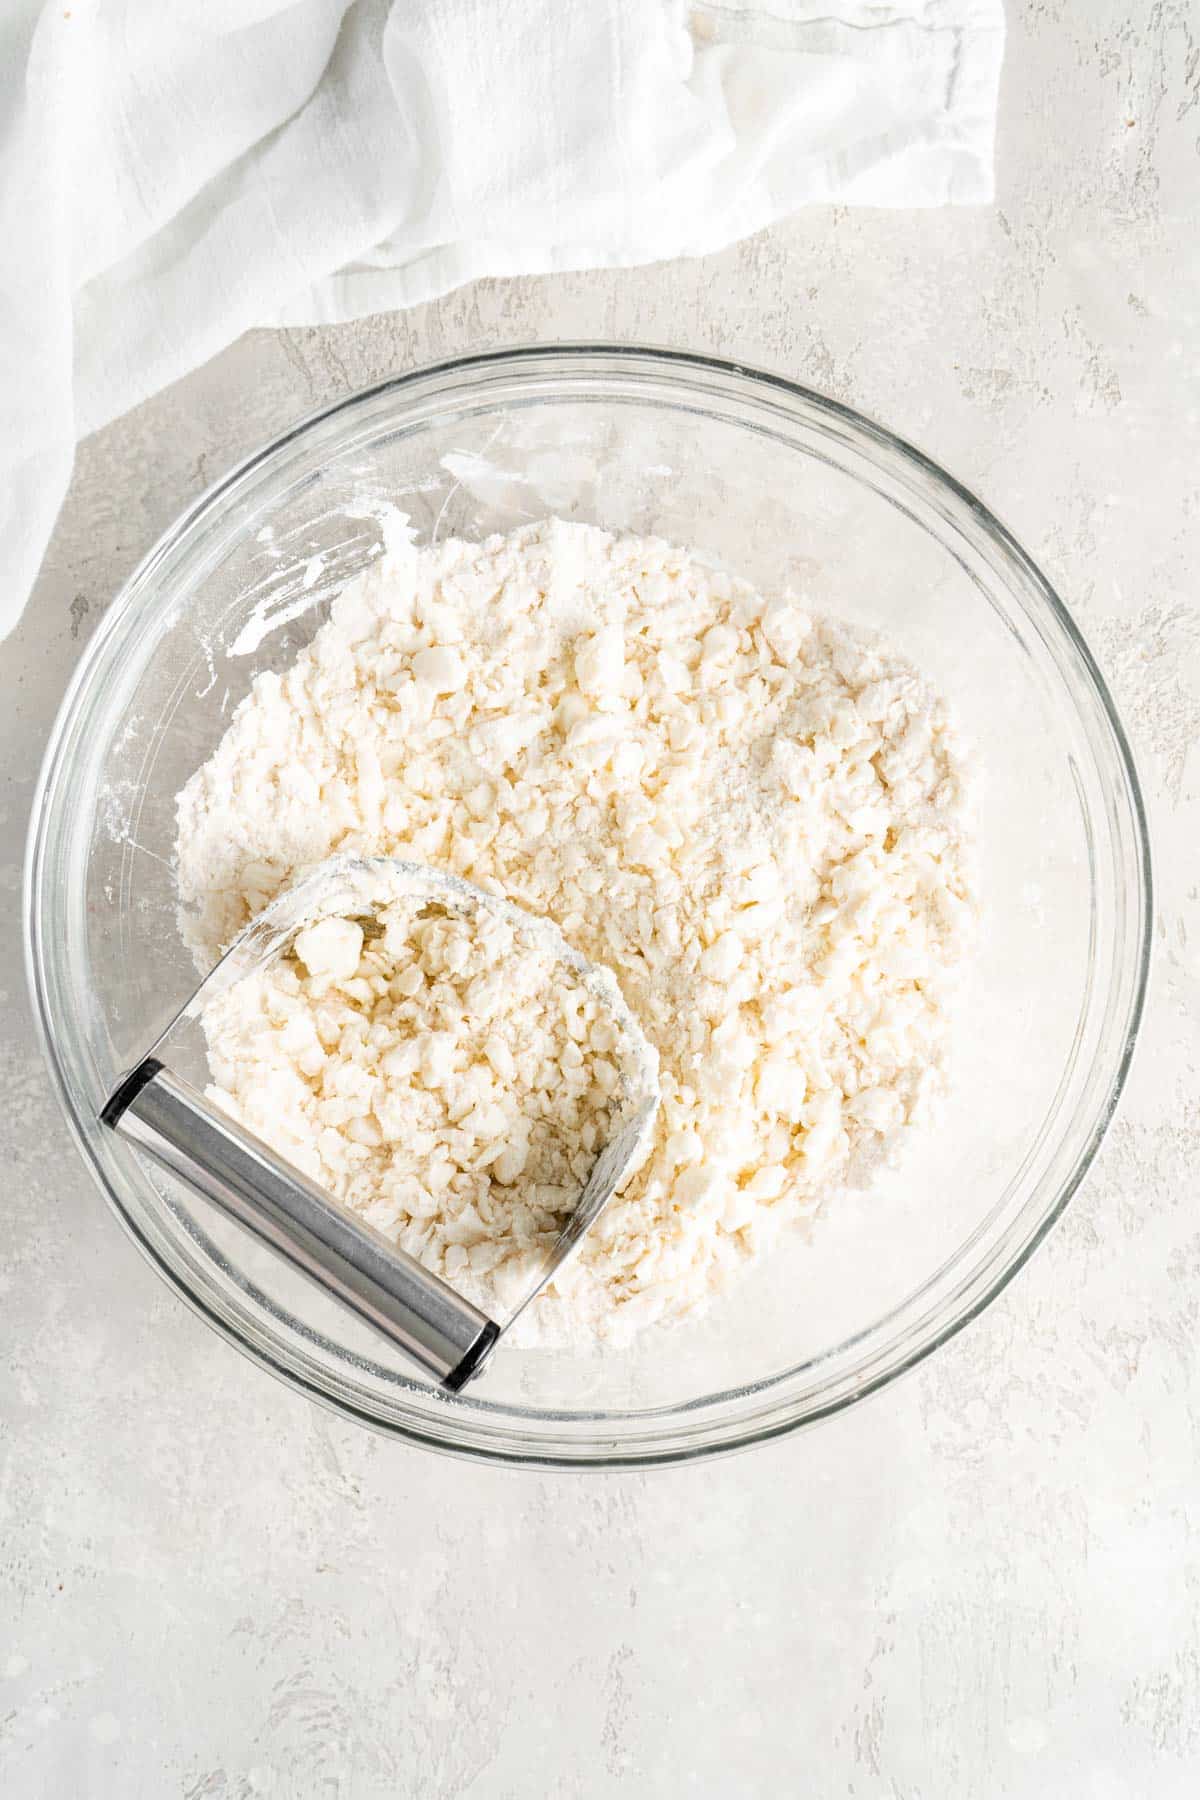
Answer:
25 347 1151 1467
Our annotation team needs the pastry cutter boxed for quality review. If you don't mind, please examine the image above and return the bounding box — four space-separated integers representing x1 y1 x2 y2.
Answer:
100 856 659 1393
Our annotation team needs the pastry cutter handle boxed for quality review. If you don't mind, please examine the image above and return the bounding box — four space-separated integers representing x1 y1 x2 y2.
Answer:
102 1060 499 1391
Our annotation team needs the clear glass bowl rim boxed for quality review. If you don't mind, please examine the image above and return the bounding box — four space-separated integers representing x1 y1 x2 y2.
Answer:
24 344 1153 1469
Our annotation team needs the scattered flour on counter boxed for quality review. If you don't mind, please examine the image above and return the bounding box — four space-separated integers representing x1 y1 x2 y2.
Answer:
177 519 976 1346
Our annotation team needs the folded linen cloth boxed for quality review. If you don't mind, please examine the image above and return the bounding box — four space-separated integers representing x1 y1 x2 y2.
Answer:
0 0 1004 639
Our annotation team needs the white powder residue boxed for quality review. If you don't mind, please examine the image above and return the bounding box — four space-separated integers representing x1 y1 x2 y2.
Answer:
177 519 975 1345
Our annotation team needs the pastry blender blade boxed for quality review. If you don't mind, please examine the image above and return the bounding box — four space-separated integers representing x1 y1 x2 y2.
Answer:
100 857 659 1392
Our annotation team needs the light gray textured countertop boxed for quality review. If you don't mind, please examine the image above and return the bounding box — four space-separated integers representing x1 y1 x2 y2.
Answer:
3 5 1198 1795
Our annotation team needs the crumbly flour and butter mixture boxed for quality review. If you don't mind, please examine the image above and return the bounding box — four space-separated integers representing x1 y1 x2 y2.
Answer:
178 519 975 1345
203 890 657 1327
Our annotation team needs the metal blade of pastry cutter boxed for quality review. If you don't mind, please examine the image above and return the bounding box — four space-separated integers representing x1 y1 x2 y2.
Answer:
100 856 659 1392
506 1095 658 1328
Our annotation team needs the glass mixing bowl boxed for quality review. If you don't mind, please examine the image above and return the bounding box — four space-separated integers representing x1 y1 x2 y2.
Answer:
25 346 1151 1467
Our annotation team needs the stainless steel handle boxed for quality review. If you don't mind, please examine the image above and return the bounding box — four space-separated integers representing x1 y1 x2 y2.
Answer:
102 1061 499 1391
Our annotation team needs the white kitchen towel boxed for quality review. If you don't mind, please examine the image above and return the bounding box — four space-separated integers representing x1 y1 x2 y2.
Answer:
0 0 1004 639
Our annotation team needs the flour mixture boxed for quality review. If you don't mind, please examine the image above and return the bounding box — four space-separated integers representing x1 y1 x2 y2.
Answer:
203 888 657 1328
178 520 975 1345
